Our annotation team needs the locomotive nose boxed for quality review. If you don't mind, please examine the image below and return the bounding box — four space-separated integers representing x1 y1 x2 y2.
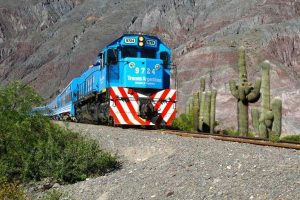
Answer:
123 58 164 90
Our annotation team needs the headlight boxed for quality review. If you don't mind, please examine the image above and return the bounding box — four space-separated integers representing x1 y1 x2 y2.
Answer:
155 64 161 70
139 36 144 42
129 62 135 68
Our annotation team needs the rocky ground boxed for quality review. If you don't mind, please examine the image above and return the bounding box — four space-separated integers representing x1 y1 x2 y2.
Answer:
29 122 300 200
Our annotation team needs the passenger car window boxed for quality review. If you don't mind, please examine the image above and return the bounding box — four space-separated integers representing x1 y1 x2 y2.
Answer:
141 49 156 59
160 52 169 67
122 47 137 58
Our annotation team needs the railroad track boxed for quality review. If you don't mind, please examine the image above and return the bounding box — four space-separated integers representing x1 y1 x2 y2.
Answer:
161 130 300 150
56 121 300 150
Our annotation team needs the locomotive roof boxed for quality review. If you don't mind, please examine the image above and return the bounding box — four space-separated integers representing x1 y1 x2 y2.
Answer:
104 33 169 50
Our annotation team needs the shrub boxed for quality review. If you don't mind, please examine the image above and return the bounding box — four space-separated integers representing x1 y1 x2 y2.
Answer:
223 128 239 136
280 135 300 142
43 189 68 200
171 113 193 131
0 182 26 200
0 81 119 186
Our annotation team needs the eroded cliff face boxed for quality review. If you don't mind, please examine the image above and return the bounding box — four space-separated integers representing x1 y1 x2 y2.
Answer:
0 0 299 134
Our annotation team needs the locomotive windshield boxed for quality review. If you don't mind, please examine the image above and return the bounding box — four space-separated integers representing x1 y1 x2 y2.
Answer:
141 49 156 58
122 47 157 59
122 47 137 58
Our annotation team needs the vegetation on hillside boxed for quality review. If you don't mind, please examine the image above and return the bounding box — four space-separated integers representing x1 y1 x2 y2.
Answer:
0 82 119 199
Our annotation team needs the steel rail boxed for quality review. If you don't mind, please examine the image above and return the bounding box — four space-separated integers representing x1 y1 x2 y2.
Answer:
161 130 300 150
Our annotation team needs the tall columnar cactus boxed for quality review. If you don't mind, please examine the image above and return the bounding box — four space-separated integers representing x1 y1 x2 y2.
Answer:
258 61 271 138
198 78 206 131
192 92 200 131
202 91 211 132
185 96 193 115
210 90 217 134
255 61 282 138
229 46 261 136
199 91 206 131
197 79 217 133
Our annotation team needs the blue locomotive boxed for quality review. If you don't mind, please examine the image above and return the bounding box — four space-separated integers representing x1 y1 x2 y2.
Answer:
44 34 177 126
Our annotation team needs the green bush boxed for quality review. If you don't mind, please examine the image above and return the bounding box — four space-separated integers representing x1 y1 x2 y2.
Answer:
0 181 26 200
171 113 193 131
43 189 68 200
223 128 239 136
0 81 119 186
281 135 300 142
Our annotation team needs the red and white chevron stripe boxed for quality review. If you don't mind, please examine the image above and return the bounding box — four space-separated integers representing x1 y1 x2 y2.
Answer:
109 87 176 126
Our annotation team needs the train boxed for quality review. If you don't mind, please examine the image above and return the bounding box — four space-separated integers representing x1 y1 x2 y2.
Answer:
38 33 177 126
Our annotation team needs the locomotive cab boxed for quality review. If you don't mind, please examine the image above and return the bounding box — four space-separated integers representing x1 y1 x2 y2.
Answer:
102 34 171 90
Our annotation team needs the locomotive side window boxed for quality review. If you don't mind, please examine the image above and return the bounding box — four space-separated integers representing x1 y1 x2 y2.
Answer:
96 52 104 69
107 49 118 64
122 47 137 58
160 52 169 67
141 49 156 59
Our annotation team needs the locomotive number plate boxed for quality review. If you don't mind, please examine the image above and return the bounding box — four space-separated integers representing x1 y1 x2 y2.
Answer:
124 38 136 44
146 40 156 46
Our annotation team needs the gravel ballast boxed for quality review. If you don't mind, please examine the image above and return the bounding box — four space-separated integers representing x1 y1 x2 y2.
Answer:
47 122 299 200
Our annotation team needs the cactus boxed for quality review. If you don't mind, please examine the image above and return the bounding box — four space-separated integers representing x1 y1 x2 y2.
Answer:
261 61 270 112
202 91 211 132
197 79 217 133
198 78 206 131
199 91 206 131
185 96 193 115
251 108 260 134
210 90 217 134
229 46 261 136
192 92 199 131
271 97 282 136
257 61 282 138
200 78 205 92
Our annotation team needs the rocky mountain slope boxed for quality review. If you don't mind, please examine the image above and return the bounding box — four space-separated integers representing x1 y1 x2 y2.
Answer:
0 0 299 134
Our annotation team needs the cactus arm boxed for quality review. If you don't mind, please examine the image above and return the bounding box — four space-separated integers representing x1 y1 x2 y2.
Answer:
271 97 282 136
265 111 274 121
261 60 270 111
229 80 239 99
244 85 252 95
259 123 268 138
247 79 261 102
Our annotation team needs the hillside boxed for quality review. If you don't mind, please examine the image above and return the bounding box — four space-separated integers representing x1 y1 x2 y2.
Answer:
0 0 299 134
